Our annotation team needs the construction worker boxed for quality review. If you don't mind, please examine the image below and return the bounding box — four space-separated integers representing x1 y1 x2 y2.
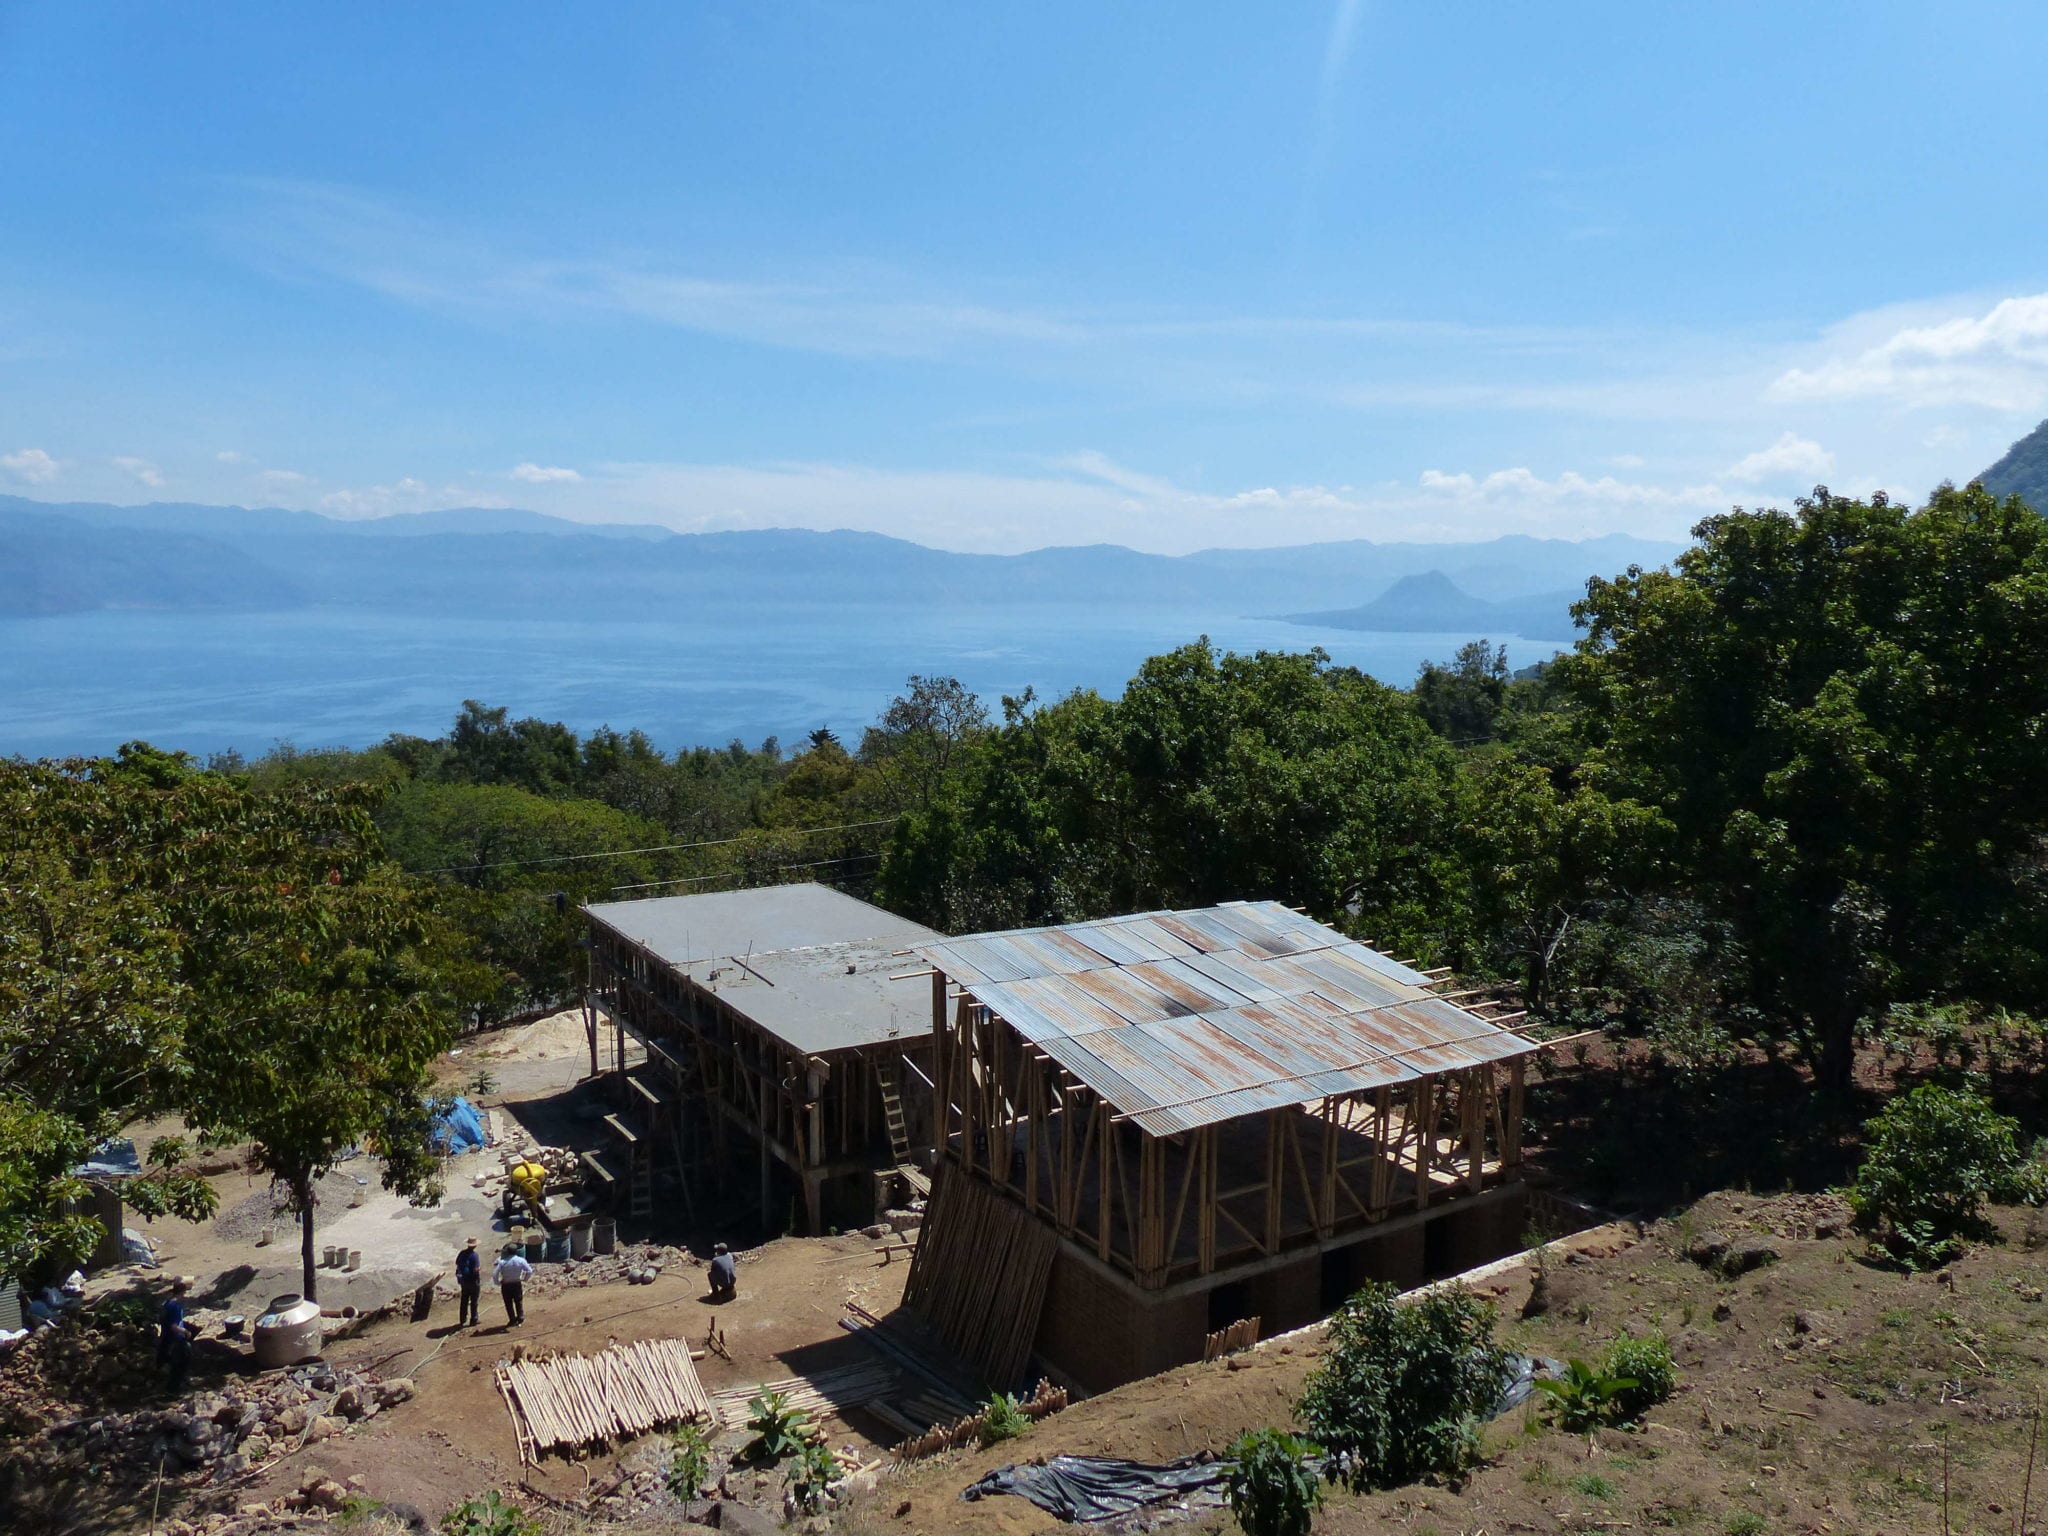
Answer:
492 1242 533 1326
454 1237 482 1327
157 1276 197 1393
708 1242 737 1303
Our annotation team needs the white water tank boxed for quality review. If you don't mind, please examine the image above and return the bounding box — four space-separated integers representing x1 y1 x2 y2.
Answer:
252 1294 323 1368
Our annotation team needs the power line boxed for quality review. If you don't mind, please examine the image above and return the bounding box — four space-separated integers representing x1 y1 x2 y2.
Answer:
608 851 883 897
406 816 899 877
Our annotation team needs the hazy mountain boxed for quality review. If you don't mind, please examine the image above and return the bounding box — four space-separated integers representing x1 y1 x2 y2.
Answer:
1285 571 1581 639
1978 419 2048 513
0 494 1679 623
0 506 303 615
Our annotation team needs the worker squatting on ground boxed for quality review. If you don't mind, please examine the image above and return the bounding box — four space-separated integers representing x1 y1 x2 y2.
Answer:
708 1242 737 1303
493 1244 533 1326
454 1236 482 1327
157 1275 197 1393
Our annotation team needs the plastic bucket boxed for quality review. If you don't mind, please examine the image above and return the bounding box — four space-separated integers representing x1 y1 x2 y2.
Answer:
592 1217 616 1255
524 1232 546 1265
543 1230 570 1263
568 1223 592 1259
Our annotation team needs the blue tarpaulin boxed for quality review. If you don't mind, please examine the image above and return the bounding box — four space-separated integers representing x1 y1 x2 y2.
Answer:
431 1097 486 1155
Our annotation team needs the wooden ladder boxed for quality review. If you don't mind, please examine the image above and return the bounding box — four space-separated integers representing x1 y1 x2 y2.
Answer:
875 1058 912 1164
606 1111 653 1220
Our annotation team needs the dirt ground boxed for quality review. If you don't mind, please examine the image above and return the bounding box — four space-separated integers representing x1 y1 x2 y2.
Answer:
868 1191 2048 1536
253 1227 918 1518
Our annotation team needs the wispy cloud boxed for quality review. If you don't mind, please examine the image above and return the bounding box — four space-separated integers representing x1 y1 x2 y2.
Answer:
259 468 309 485
1726 431 1833 483
318 477 506 518
510 462 582 484
1770 293 2048 411
215 449 250 464
567 451 1716 555
112 455 165 488
2 447 59 484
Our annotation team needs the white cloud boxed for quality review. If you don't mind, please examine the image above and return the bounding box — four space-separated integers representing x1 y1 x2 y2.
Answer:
1726 432 1833 483
112 455 165 488
1606 453 1646 469
1770 292 2048 411
1417 465 1725 510
318 477 508 518
511 462 582 484
563 453 1715 555
216 449 250 464
2 447 59 484
259 468 309 485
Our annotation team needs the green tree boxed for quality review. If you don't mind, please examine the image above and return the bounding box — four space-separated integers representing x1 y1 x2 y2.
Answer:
1413 640 1509 743
1849 1082 2042 1264
1564 485 2048 1089
1297 1281 1508 1490
1226 1428 1324 1536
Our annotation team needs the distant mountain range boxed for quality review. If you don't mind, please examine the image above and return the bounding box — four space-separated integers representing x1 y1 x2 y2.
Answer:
0 494 1681 636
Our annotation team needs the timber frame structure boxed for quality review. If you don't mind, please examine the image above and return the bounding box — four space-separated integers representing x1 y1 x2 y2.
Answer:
902 901 1543 1391
581 884 944 1233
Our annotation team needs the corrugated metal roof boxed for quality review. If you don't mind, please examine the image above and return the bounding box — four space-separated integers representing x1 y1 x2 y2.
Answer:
922 901 1536 1136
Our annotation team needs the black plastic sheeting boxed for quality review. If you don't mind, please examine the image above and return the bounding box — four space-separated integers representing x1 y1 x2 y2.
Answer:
960 1353 1560 1523
961 1455 1236 1523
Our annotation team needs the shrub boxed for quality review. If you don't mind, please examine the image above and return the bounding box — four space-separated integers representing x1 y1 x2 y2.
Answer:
785 1439 841 1514
977 1391 1028 1447
1602 1332 1676 1419
1225 1428 1324 1536
666 1421 713 1508
1297 1281 1509 1490
440 1492 541 1536
1849 1083 2043 1265
743 1389 812 1465
1532 1359 1635 1433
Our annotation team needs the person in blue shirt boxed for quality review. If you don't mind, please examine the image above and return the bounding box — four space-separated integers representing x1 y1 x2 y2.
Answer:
157 1275 196 1392
708 1242 737 1303
491 1244 533 1326
454 1237 482 1327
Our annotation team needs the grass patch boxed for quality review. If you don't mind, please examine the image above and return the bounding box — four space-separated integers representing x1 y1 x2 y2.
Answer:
1570 1472 1617 1499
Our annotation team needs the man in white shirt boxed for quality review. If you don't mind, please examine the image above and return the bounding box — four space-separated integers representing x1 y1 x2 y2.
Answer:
492 1244 534 1326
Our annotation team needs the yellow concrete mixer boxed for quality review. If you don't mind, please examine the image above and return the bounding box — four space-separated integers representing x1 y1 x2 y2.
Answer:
509 1159 548 1208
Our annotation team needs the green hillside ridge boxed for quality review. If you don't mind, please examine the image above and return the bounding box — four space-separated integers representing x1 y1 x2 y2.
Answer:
1978 417 2048 511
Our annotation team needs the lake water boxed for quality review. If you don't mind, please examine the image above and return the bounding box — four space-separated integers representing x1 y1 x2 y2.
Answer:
0 605 1574 760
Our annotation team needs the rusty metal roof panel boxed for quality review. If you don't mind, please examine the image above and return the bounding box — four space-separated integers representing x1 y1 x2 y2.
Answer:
922 903 1537 1133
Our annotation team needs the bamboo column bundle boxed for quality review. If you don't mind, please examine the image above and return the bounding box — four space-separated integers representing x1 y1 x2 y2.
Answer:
901 1161 1059 1386
497 1336 714 1458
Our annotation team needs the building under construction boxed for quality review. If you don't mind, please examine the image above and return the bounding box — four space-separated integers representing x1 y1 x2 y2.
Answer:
900 901 1541 1392
581 883 943 1232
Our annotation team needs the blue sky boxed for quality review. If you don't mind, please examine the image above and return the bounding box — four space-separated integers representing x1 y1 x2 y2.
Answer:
4 2 2047 553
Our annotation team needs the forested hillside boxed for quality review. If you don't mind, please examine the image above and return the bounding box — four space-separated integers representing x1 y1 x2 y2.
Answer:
5 481 2048 1275
1979 416 2048 512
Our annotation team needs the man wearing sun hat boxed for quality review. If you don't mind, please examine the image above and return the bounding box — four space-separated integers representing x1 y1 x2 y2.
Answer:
454 1237 483 1327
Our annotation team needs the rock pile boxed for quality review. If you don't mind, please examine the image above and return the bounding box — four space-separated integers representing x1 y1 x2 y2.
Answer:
1 1314 412 1517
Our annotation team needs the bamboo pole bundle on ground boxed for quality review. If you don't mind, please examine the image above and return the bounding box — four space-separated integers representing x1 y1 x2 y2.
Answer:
710 1361 900 1429
498 1337 714 1458
1201 1315 1261 1361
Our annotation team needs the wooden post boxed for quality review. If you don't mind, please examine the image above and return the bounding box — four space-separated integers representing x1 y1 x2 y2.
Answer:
1505 1057 1526 1170
1263 1110 1283 1255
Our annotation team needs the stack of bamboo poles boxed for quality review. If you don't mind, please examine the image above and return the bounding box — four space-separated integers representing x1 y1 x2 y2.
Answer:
888 1378 1069 1463
901 1163 1059 1386
710 1361 899 1430
497 1337 712 1459
1202 1315 1261 1361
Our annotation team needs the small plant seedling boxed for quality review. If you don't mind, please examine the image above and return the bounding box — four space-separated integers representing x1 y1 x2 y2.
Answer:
785 1439 841 1514
440 1491 541 1536
1570 1472 1616 1499
1225 1428 1323 1536
666 1422 713 1514
1723 1512 1767 1536
1532 1359 1638 1433
977 1391 1029 1447
743 1389 813 1465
